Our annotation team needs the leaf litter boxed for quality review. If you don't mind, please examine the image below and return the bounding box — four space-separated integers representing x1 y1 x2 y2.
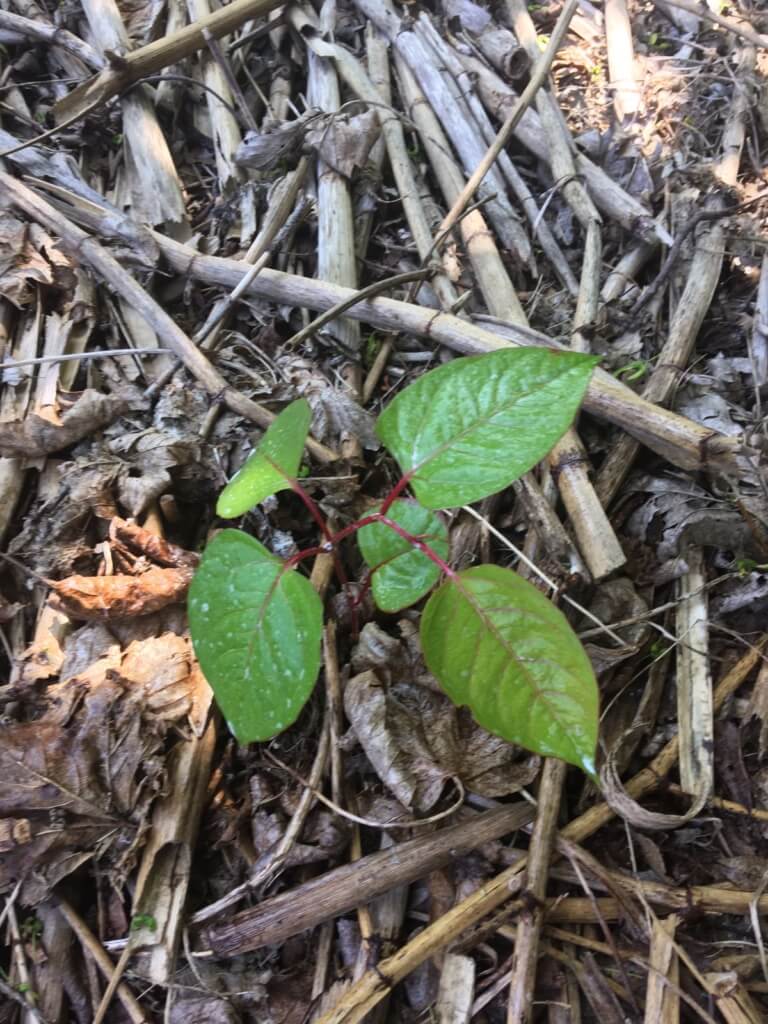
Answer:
0 0 768 1020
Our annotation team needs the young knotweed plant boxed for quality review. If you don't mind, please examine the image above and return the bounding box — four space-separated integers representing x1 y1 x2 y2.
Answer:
188 348 602 776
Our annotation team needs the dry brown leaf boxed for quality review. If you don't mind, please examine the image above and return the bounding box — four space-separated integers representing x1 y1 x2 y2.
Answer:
0 390 132 458
600 758 708 831
49 565 194 620
236 112 322 171
119 633 195 722
344 670 448 813
0 213 74 307
306 109 380 178
0 676 163 903
626 474 755 561
110 518 199 568
250 775 347 867
344 671 538 811
716 855 768 891
169 997 241 1024
280 356 378 448
744 660 768 758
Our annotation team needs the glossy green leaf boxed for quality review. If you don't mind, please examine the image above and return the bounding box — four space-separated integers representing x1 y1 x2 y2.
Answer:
420 565 598 774
217 398 312 518
357 499 449 612
188 530 322 743
375 349 599 509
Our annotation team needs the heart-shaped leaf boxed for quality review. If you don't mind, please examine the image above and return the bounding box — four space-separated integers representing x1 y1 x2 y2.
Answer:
420 565 598 774
217 398 312 518
188 530 322 743
357 499 449 612
375 349 599 509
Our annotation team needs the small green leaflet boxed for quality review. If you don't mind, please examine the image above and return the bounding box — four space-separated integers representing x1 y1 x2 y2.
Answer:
420 565 598 774
375 349 599 509
357 499 449 612
188 530 322 743
217 398 312 518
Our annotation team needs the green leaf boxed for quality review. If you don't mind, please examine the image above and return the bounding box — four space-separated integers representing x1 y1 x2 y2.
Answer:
357 499 449 612
420 565 598 774
217 398 312 518
188 530 322 743
375 349 599 509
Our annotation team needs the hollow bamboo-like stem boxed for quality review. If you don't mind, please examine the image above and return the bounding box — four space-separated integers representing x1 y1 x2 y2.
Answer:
306 8 360 400
54 0 286 123
604 0 641 120
506 759 567 1024
0 172 337 462
152 232 756 481
78 0 187 225
457 51 669 244
596 38 756 505
312 642 764 1023
352 0 533 268
289 9 460 311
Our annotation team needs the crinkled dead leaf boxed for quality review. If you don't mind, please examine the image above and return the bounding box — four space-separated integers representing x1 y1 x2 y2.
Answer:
49 565 194 620
9 461 118 578
745 659 768 758
0 214 74 307
236 111 323 170
0 390 132 459
626 474 755 561
169 996 242 1024
344 671 448 812
583 577 649 678
0 677 163 903
110 518 199 568
306 109 380 178
280 357 378 448
344 667 540 811
250 775 347 867
717 855 768 890
119 633 196 721
108 430 204 516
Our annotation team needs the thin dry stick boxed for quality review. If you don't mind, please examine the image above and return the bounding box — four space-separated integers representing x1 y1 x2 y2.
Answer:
655 0 768 49
203 802 535 955
506 759 567 1024
0 9 103 68
0 172 337 463
53 0 286 123
432 0 578 249
595 36 756 505
284 270 431 350
313 641 765 1024
56 898 147 1024
152 231 756 481
190 716 331 926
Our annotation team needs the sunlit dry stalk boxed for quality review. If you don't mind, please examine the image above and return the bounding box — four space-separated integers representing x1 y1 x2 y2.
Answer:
596 34 757 505
311 641 765 1024
77 0 186 225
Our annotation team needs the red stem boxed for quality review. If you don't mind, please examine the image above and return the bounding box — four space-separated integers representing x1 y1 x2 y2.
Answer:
379 471 414 515
329 513 456 580
286 479 454 611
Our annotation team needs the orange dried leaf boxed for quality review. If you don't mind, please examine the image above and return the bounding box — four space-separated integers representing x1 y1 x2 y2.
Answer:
50 566 194 620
